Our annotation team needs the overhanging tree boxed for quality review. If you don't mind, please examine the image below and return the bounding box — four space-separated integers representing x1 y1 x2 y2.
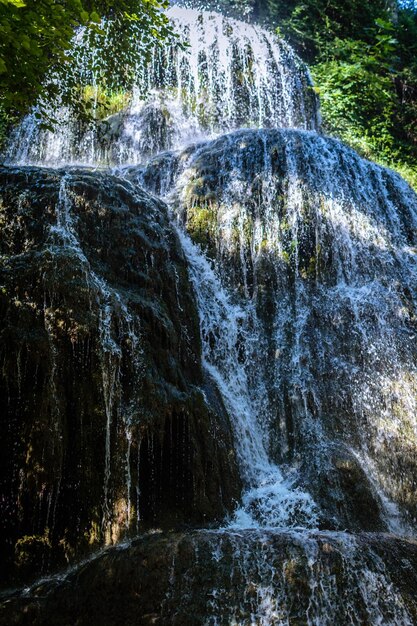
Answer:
0 0 174 118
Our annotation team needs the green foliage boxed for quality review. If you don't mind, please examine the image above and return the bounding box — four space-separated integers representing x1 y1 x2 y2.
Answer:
394 6 417 149
80 85 132 120
257 0 417 191
0 105 13 148
0 0 174 120
312 22 397 153
267 0 388 61
310 12 417 189
213 0 417 189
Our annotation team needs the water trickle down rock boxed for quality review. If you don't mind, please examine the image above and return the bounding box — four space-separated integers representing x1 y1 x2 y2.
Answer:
0 166 241 586
4 7 319 168
2 5 417 625
137 127 417 534
2 529 417 625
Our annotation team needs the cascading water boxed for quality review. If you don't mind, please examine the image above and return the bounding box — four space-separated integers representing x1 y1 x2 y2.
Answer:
2 5 417 625
176 227 320 530
143 128 417 536
36 171 145 541
5 7 318 167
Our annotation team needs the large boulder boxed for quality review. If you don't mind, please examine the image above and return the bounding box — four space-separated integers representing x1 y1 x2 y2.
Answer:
0 165 241 587
137 128 417 532
1 529 417 625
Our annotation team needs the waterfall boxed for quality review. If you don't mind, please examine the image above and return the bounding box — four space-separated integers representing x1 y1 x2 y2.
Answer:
143 128 417 535
2 5 417 625
159 530 414 625
129 124 417 538
176 226 320 529
5 7 318 167
46 172 144 540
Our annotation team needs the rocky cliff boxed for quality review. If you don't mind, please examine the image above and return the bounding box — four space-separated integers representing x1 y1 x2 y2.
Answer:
2 5 417 625
0 166 240 587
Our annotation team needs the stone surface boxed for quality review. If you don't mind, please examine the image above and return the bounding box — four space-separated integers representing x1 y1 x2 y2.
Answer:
138 128 417 532
2 530 417 625
0 165 241 587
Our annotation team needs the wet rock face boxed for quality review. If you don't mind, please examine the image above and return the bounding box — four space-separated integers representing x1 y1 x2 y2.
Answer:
138 128 417 532
5 7 320 168
2 530 417 625
3 4 417 621
94 102 176 165
0 166 241 587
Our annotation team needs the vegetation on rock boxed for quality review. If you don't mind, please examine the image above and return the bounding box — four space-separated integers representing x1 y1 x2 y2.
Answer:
205 0 417 189
0 0 175 141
